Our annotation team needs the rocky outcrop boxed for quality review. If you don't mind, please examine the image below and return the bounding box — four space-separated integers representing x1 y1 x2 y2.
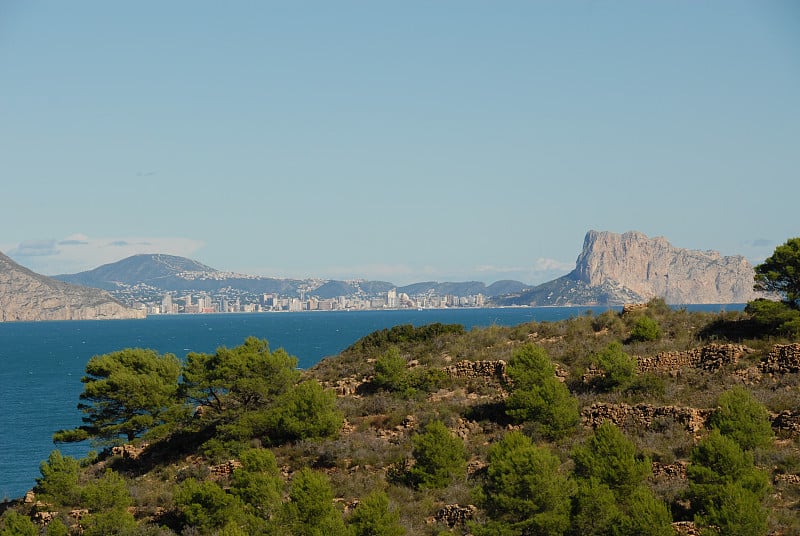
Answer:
760 343 800 374
0 251 144 322
582 402 713 433
573 230 758 304
771 410 800 436
434 504 477 528
584 402 800 437
502 230 759 306
209 459 243 477
636 344 752 374
443 360 508 383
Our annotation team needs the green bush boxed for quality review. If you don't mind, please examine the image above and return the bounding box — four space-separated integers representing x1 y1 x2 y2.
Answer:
35 450 82 506
0 511 38 536
473 430 573 536
630 316 662 342
408 420 466 489
175 478 246 532
688 430 770 536
283 468 348 536
707 387 773 451
572 422 651 497
347 491 405 536
373 346 414 396
505 344 580 439
592 341 636 391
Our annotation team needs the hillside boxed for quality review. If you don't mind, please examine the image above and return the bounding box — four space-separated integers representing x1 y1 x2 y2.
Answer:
0 251 144 322
499 230 759 306
52 254 529 302
3 300 800 535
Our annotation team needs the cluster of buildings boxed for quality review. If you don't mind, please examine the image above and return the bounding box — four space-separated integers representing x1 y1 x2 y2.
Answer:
145 288 487 315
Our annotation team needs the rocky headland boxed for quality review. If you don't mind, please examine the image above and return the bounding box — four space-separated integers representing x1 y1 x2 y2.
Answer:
0 251 145 322
501 230 760 306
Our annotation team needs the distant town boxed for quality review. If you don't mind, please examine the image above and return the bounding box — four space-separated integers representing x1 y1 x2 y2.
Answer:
135 288 489 315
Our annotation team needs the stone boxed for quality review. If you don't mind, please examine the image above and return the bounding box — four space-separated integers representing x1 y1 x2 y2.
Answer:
760 343 800 374
582 402 712 433
573 230 759 304
434 504 477 527
0 250 145 322
636 344 751 374
502 230 759 305
209 459 243 477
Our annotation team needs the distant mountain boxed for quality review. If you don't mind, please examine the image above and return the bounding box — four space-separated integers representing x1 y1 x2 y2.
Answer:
54 254 304 296
486 280 531 296
55 254 219 290
0 251 144 322
397 281 509 298
498 230 760 306
54 254 529 301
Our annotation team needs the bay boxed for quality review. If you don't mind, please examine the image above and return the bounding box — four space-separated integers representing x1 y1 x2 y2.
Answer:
0 305 734 499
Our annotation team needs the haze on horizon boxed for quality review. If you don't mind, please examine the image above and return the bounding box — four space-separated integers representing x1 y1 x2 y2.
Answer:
1 1 798 286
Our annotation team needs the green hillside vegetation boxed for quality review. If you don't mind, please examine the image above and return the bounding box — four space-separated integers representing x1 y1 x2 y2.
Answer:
3 238 800 535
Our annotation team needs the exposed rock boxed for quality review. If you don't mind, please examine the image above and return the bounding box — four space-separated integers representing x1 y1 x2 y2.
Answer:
573 230 758 304
651 461 688 480
672 521 701 535
771 410 800 436
774 473 800 485
33 510 59 526
209 459 243 477
636 344 752 374
0 251 145 322
501 230 758 305
434 504 477 528
444 360 508 383
760 343 800 374
111 442 149 460
582 402 712 433
622 303 649 315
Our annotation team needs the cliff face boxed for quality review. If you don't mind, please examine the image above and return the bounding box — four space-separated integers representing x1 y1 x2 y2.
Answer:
0 251 145 322
501 230 759 306
573 230 758 304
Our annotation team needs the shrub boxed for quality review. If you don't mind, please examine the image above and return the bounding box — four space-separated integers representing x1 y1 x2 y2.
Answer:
505 344 580 439
283 468 348 536
572 422 650 497
630 316 662 342
407 420 466 489
592 341 636 391
347 491 405 536
0 511 38 536
688 430 770 536
473 430 573 536
707 387 773 451
35 450 81 506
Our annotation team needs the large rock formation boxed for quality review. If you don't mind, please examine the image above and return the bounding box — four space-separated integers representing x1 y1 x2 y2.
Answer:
501 230 759 306
0 251 145 322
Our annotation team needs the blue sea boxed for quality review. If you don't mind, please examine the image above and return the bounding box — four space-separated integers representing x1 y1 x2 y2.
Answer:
0 305 736 499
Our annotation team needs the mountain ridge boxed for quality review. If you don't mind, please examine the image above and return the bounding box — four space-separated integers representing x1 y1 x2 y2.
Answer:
499 230 759 306
0 251 145 322
53 255 530 300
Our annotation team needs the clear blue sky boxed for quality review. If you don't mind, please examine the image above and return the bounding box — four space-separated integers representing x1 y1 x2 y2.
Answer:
2 1 798 285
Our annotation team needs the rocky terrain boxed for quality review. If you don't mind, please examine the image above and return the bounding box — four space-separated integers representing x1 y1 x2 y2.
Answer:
0 251 144 322
501 230 760 306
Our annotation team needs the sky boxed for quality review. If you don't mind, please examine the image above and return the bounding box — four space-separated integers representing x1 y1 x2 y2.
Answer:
1 1 798 286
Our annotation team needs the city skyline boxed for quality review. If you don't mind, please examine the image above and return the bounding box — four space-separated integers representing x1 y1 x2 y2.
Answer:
2 2 798 285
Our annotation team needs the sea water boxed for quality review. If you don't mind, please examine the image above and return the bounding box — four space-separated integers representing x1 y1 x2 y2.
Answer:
0 305 734 499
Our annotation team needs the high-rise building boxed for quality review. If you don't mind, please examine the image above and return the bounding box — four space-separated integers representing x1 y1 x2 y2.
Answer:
161 294 173 314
